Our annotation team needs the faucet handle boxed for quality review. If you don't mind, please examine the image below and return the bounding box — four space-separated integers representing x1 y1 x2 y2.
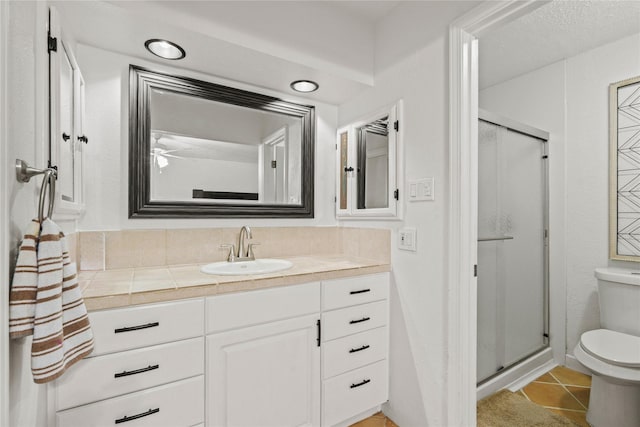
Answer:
220 243 236 262
248 242 260 260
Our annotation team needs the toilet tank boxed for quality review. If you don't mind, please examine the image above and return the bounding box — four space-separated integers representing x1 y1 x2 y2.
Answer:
595 268 640 337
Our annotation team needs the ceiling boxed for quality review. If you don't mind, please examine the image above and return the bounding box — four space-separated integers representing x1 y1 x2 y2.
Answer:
54 0 405 105
480 0 640 89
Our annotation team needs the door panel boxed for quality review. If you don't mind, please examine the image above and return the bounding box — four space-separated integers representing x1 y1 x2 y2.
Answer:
207 315 320 427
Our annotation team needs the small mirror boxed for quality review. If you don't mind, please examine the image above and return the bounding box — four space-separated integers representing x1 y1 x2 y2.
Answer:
336 101 401 219
356 116 389 210
129 66 315 218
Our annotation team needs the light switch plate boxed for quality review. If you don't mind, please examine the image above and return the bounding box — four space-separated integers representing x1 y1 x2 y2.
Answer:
398 228 417 251
408 178 434 201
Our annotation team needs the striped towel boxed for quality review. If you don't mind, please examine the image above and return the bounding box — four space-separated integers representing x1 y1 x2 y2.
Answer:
9 219 94 383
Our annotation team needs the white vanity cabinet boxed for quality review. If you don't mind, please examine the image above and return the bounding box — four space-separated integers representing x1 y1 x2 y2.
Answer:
321 273 390 427
205 283 321 427
50 273 389 427
49 299 205 427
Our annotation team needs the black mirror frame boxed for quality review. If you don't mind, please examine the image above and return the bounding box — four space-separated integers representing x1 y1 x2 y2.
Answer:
129 65 315 218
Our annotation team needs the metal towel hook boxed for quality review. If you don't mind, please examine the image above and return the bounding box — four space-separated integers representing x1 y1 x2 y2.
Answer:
15 159 58 222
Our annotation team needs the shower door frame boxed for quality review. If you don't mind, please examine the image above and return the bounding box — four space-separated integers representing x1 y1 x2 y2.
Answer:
476 109 550 385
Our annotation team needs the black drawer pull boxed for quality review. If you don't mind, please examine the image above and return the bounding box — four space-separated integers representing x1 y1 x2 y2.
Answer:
114 364 159 378
114 322 159 333
350 379 371 389
349 317 370 324
350 289 371 295
349 345 370 353
115 408 159 424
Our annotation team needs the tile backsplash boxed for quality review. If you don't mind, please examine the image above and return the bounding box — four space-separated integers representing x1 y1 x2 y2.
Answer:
77 227 390 271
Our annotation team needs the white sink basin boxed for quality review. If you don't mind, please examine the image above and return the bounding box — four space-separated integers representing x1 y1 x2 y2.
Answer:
201 259 293 276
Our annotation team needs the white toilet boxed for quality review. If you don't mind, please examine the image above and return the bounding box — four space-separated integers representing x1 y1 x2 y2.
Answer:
573 267 640 427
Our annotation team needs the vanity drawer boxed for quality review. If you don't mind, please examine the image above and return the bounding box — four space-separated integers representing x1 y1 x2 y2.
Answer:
207 282 320 333
89 299 204 356
322 273 389 311
323 326 387 379
55 337 204 410
322 360 388 427
322 300 387 342
56 375 204 427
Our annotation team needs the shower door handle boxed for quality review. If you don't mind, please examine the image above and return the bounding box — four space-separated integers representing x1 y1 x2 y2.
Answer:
477 236 514 242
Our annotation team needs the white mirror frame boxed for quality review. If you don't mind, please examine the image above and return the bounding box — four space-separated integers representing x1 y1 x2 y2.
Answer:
336 100 403 220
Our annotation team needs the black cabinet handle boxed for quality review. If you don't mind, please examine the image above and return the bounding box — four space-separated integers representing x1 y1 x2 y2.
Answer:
349 317 370 324
349 344 370 353
350 289 370 295
114 364 159 378
344 166 354 172
115 408 159 424
114 322 159 333
350 379 371 389
77 135 88 144
62 133 70 141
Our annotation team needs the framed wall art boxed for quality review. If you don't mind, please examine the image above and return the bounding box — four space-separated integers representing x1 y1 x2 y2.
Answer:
610 75 640 261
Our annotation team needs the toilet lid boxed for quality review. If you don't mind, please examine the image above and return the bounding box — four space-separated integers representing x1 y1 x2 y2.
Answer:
580 329 640 368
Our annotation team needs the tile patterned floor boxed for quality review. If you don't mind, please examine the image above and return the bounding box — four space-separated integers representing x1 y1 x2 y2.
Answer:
350 411 399 427
350 366 590 427
518 366 592 427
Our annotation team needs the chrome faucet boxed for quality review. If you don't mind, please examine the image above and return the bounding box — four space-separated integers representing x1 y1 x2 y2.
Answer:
220 226 259 262
237 225 252 259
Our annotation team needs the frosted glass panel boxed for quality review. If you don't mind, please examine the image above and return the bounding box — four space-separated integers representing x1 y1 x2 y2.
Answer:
477 120 546 383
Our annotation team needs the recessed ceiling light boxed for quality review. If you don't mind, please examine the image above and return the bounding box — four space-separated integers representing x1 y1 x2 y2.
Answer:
290 80 319 93
144 39 186 60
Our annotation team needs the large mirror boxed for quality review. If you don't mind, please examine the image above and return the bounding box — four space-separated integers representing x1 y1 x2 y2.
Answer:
129 65 315 218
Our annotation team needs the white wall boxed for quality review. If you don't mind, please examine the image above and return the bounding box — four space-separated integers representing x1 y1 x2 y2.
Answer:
480 32 640 361
339 2 479 425
76 44 337 230
6 2 51 426
565 32 640 352
152 157 259 201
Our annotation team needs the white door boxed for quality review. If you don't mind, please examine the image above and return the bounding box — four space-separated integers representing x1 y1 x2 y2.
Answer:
206 315 320 427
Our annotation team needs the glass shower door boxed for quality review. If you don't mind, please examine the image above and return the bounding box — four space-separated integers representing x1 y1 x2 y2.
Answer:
477 119 548 384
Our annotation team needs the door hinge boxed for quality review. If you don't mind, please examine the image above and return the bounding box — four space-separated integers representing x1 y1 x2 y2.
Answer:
334 196 337 203
393 189 399 200
271 160 277 169
316 319 321 347
48 35 57 53
474 264 478 277
394 120 399 132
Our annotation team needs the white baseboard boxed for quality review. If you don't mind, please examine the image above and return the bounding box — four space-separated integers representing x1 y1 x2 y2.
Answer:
477 347 554 400
565 354 590 375
506 357 556 392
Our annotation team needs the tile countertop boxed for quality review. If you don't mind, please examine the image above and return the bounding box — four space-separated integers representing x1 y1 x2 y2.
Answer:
78 255 391 311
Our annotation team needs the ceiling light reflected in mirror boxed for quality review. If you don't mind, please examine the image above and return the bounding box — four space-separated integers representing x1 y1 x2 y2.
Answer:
290 80 319 93
145 39 186 60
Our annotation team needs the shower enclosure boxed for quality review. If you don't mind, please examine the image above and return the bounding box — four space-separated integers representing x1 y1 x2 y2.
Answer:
477 110 549 385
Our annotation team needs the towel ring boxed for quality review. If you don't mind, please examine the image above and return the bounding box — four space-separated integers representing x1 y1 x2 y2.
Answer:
37 170 56 222
15 159 58 222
